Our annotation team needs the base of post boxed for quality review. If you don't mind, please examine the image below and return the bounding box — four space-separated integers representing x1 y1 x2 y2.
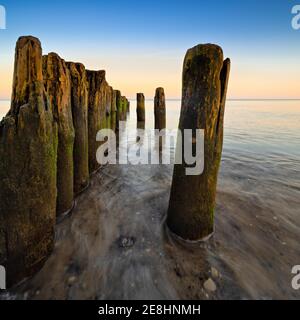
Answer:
165 223 214 244
56 199 76 224
75 180 91 197
90 163 109 176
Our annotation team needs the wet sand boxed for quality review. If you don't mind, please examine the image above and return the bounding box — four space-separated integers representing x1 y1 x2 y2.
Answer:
3 157 299 300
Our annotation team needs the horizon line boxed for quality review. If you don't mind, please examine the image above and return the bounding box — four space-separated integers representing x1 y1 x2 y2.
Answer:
128 98 300 101
1 98 300 102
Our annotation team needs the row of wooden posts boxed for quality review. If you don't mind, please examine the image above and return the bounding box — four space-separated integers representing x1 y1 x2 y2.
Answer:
136 89 167 131
0 36 230 288
0 36 131 287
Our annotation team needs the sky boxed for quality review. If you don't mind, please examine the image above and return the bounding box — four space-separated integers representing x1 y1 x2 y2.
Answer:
0 0 299 99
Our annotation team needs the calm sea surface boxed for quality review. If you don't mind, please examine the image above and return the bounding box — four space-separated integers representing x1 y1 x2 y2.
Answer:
1 99 300 184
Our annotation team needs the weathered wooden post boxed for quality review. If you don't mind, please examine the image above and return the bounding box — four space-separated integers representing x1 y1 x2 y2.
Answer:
167 44 230 241
67 62 89 195
115 90 122 130
121 96 127 121
0 36 58 286
86 70 105 173
136 93 145 122
127 99 130 113
105 86 112 129
154 87 166 130
43 53 75 217
111 88 117 131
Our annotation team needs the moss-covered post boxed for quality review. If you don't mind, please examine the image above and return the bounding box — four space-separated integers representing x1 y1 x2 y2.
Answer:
121 96 127 121
137 93 145 122
86 70 106 173
67 62 89 195
115 90 122 129
167 44 230 241
0 36 58 287
154 87 166 130
43 53 75 217
105 86 112 129
127 99 130 114
111 88 117 131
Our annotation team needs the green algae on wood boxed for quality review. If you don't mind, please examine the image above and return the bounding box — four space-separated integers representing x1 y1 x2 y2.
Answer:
121 96 127 121
105 86 113 129
167 44 231 241
43 53 75 217
126 99 129 116
111 89 117 131
86 70 106 174
67 62 89 195
115 90 122 129
0 36 58 287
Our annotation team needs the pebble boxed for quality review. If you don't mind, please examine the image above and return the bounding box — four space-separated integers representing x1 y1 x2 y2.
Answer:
211 267 219 279
204 278 217 292
118 236 136 248
68 276 77 285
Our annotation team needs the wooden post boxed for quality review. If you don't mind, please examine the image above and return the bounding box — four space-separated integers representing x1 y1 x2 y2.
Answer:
67 62 89 195
154 87 166 130
0 37 58 287
167 44 230 241
43 53 75 217
136 93 145 122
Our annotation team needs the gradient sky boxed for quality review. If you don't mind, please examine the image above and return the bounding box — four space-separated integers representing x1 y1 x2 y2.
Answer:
0 0 299 99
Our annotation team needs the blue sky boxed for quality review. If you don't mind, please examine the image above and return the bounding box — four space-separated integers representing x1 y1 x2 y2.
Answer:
0 0 299 99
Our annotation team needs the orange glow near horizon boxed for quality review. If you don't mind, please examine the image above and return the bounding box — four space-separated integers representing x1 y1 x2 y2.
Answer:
0 53 299 100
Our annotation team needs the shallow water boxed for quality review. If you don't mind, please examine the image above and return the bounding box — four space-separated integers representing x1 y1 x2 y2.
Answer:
1 99 300 299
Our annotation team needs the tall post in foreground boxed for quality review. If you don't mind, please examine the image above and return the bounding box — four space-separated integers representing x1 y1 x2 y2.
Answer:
0 36 58 287
154 87 166 130
136 93 145 122
167 44 231 241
